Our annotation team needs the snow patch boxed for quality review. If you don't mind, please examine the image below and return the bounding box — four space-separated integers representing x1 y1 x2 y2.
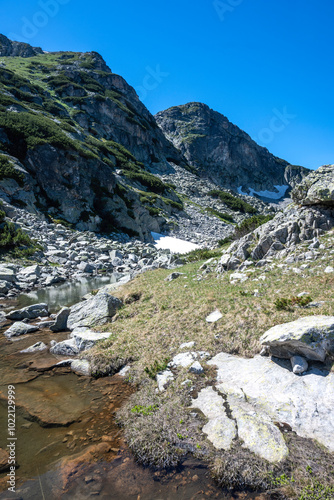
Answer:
151 232 200 254
237 185 289 200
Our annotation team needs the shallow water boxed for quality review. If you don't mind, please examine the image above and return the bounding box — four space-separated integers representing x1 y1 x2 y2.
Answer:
4 274 120 313
0 283 265 500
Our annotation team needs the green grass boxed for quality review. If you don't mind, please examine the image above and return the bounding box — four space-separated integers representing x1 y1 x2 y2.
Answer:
205 207 234 223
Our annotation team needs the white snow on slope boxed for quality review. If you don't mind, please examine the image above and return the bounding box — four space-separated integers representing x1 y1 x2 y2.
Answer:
151 232 200 254
237 185 289 200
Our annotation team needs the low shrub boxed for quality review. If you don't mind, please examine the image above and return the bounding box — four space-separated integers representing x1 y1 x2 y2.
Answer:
234 214 275 238
0 154 24 186
205 207 234 222
208 189 257 214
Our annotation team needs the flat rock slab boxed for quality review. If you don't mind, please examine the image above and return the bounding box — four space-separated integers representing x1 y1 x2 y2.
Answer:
228 397 289 463
191 387 236 450
260 315 334 361
209 352 334 453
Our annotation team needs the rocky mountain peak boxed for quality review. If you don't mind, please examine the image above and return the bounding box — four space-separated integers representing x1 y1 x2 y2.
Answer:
0 34 43 58
156 102 309 197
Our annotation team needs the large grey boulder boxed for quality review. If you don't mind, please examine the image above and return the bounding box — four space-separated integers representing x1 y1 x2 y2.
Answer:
4 322 39 338
292 164 334 206
0 267 16 283
260 316 334 362
67 290 122 330
209 352 334 453
6 303 49 321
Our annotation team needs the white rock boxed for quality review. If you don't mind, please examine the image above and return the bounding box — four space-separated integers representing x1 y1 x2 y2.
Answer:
156 369 174 391
189 361 203 374
4 322 39 338
229 272 248 283
324 266 334 273
20 341 47 353
71 359 91 376
206 310 223 323
180 341 195 350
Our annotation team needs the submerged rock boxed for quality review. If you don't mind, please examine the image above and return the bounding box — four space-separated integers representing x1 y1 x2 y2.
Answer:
260 316 334 362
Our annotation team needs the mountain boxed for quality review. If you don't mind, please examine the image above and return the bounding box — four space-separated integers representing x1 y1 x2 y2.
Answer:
155 102 309 197
0 35 308 244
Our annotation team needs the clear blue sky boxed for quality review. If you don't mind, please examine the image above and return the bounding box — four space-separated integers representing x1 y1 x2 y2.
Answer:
1 0 333 169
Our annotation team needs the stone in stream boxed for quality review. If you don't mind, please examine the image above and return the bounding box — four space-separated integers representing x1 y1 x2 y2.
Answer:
20 341 47 353
208 352 334 453
71 359 91 376
50 307 70 332
6 303 49 321
50 338 79 356
67 290 122 330
4 322 39 338
70 328 112 352
260 315 334 362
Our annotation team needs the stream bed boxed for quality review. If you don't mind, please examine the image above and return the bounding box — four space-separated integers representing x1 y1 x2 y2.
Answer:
0 279 266 499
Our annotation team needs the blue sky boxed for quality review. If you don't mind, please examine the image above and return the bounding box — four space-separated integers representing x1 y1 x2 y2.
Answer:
1 0 333 169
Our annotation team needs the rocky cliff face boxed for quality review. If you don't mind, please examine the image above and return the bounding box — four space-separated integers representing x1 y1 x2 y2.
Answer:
155 102 308 196
0 36 186 239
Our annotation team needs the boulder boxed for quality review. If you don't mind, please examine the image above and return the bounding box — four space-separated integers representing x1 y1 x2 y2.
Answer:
67 290 122 330
260 316 334 362
70 328 112 351
50 307 70 332
0 267 16 283
164 272 185 282
6 303 49 321
292 164 334 206
4 322 39 337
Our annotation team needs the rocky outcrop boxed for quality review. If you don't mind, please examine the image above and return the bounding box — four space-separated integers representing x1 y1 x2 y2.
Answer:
0 34 42 57
217 165 334 269
292 164 334 206
260 316 334 362
155 102 308 195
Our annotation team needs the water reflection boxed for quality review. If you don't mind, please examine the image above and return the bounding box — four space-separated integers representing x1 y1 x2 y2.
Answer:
10 275 120 313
